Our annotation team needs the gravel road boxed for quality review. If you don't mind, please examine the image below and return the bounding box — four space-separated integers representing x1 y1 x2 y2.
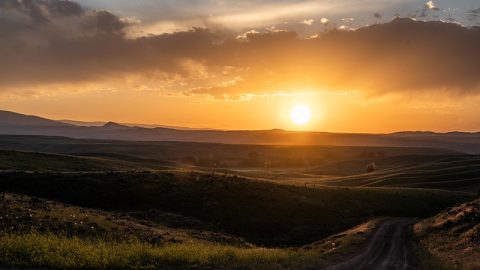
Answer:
326 218 419 270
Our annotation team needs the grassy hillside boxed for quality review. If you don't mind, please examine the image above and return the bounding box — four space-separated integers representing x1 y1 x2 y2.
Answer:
0 171 472 246
0 135 457 169
0 150 172 171
0 193 321 269
414 199 480 269
0 192 463 269
319 155 480 193
0 193 248 246
0 219 388 270
0 233 323 270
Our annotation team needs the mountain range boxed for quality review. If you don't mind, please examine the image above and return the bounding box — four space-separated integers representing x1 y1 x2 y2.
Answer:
1 110 480 153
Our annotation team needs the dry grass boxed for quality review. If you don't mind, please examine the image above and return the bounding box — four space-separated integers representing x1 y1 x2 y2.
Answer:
0 233 321 269
414 199 480 269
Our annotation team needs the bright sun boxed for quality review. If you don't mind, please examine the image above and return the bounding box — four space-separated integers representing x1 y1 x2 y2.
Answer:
290 104 312 125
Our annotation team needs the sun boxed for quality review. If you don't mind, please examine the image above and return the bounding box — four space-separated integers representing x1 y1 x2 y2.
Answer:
290 104 312 125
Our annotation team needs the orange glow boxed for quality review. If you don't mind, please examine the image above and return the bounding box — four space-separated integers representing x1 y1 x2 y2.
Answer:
290 104 312 125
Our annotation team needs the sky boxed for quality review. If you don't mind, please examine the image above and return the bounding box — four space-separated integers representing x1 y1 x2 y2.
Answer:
0 0 479 132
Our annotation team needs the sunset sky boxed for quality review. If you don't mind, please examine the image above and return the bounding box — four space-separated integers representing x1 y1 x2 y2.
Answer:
1 0 479 132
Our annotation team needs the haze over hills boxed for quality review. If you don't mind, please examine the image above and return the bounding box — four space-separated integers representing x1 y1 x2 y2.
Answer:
2 110 480 153
60 119 218 131
0 110 71 127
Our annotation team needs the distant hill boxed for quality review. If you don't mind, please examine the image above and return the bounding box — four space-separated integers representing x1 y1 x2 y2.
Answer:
2 110 480 153
60 119 217 130
0 135 459 164
101 122 131 130
0 110 71 127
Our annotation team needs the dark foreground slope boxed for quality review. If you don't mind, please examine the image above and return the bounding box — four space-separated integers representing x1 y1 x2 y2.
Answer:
0 171 471 246
0 193 321 270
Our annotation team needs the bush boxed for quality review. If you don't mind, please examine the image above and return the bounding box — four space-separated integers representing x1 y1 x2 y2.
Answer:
366 162 377 173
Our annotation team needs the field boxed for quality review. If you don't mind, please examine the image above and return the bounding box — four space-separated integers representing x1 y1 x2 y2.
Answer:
0 192 415 269
0 135 457 169
3 2 480 268
0 135 478 269
0 170 472 247
316 155 480 193
0 150 170 171
0 193 320 269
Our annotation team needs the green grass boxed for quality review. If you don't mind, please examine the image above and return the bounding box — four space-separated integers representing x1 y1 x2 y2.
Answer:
0 233 320 269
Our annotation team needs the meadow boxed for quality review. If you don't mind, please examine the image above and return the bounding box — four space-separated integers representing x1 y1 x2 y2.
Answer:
0 193 380 269
0 139 477 269
0 170 472 246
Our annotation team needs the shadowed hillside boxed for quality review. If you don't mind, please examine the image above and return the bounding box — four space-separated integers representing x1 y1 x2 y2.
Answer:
0 135 458 168
0 150 171 171
0 171 472 247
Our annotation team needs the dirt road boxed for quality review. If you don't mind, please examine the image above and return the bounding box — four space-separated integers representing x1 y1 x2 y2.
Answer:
326 218 419 270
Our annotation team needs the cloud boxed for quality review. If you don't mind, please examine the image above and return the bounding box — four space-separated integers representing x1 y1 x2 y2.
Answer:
300 19 314 26
0 0 224 88
188 18 480 97
468 8 480 23
1 1 479 99
419 0 440 18
426 1 435 10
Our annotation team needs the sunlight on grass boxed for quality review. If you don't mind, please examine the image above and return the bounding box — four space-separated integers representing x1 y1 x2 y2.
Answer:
0 233 321 269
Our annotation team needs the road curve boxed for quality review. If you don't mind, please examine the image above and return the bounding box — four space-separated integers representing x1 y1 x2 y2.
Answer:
326 218 419 270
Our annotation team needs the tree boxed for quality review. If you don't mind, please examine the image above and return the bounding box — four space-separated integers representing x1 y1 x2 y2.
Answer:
366 162 377 173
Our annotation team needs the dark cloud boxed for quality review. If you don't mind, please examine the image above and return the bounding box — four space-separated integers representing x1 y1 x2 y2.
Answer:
0 0 84 21
193 18 480 96
0 0 220 86
0 0 479 97
468 8 480 23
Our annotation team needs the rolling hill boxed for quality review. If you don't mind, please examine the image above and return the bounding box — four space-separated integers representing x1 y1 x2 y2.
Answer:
319 155 480 192
0 170 472 246
0 150 171 171
0 110 71 127
1 110 480 153
0 135 458 168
